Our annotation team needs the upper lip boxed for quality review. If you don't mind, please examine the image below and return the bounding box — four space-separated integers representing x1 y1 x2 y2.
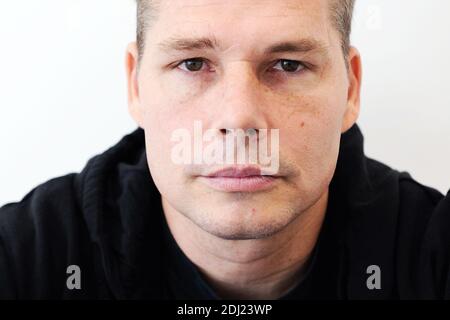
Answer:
205 166 266 178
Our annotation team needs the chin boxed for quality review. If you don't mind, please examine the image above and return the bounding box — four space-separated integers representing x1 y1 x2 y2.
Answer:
190 204 298 240
201 221 289 240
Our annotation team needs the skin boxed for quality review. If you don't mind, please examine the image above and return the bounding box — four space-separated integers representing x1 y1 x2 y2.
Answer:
126 0 362 299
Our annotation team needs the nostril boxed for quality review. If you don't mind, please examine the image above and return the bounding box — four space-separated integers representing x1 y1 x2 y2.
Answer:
220 128 259 135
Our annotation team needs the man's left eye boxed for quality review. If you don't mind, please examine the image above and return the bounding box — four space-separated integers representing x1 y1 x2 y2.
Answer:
273 59 305 73
179 58 205 72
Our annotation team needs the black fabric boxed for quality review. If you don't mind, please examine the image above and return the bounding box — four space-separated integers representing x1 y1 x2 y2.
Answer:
0 124 449 299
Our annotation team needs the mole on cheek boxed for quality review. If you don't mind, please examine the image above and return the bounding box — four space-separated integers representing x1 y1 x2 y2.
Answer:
300 121 305 128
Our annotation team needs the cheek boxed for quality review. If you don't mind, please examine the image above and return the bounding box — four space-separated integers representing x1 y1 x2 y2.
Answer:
279 94 343 182
139 82 205 188
280 93 342 141
140 75 208 129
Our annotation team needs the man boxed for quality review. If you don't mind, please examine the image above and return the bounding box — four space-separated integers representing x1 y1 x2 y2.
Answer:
0 0 449 300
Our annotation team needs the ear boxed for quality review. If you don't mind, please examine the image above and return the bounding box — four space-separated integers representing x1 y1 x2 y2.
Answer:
341 46 362 133
125 42 144 128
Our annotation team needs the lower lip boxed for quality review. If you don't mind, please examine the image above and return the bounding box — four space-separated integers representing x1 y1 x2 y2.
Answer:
199 176 278 192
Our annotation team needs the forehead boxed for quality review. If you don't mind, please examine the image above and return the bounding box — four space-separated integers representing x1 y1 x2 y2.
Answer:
146 0 338 52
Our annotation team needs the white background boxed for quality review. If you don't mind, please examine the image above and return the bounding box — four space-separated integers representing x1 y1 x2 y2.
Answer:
1 0 449 206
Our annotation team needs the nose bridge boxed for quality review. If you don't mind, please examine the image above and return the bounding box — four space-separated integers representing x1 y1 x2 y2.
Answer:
215 61 268 131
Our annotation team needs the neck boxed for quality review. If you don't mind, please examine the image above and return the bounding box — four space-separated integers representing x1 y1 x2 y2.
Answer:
162 190 329 300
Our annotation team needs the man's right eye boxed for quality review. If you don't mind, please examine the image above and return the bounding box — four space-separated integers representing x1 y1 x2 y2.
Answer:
177 58 205 72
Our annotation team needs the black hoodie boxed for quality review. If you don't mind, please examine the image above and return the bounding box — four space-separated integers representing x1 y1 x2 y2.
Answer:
1 124 449 299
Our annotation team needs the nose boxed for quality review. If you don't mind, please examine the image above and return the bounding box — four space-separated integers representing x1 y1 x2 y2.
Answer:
213 61 270 135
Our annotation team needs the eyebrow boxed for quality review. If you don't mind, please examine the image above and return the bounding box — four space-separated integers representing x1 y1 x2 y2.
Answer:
264 39 330 55
158 36 330 56
158 36 219 52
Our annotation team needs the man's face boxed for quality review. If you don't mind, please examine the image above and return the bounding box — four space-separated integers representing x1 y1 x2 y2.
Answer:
127 0 360 239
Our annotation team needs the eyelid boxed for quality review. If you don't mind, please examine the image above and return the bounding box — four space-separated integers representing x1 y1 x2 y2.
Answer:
271 59 308 73
174 57 210 72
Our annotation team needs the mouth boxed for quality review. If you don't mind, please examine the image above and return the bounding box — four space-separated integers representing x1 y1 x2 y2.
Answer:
198 166 279 192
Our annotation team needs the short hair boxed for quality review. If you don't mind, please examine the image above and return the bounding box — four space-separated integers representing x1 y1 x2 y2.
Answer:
136 0 355 62
330 0 356 58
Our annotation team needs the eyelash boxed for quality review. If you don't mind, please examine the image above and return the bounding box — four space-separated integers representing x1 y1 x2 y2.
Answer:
173 58 310 75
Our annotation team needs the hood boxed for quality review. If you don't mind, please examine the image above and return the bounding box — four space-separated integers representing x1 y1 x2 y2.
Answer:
76 128 164 298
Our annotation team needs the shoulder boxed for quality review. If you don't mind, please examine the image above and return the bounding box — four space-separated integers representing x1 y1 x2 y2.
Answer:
0 173 81 240
364 157 444 214
398 172 443 209
0 174 94 299
347 157 450 298
394 171 448 248
393 171 450 298
394 171 445 242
